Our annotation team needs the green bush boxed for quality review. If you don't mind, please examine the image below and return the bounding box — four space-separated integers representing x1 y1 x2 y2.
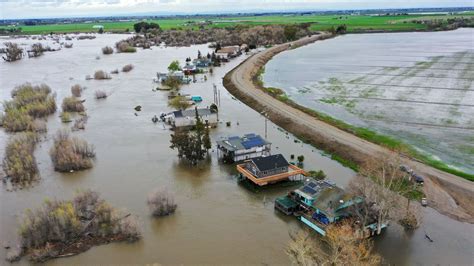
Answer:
1 83 56 132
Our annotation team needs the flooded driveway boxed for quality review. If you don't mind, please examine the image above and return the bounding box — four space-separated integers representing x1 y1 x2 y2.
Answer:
0 34 472 265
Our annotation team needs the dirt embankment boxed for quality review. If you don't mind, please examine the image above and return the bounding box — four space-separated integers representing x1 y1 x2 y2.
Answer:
223 32 474 223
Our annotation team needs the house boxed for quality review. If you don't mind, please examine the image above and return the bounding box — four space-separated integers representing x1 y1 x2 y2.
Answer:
216 134 271 162
215 45 241 61
155 71 192 84
193 58 212 68
165 107 218 128
237 154 306 186
182 63 198 75
275 179 386 236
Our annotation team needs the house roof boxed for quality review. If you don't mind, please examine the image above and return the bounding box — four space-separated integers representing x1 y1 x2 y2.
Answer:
216 133 270 151
173 108 213 118
216 46 240 54
295 179 360 218
249 154 289 172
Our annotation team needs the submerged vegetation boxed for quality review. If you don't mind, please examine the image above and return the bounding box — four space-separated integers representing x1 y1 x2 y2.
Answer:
94 70 111 80
2 133 39 187
147 188 178 217
101 45 114 55
17 190 140 262
2 42 23 62
49 130 95 172
95 90 107 99
62 96 85 113
70 84 84 97
169 108 212 165
122 64 133 72
1 83 56 132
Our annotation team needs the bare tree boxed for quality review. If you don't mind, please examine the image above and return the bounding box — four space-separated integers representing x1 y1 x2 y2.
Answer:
29 43 44 57
348 154 422 234
287 224 381 266
3 42 23 62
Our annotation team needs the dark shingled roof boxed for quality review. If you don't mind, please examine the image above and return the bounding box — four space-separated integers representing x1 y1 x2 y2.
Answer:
250 154 289 172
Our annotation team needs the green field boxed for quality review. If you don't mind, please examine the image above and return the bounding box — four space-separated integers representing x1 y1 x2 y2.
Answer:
2 13 473 34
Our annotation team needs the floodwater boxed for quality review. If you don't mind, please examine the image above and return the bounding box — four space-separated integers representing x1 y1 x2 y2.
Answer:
0 34 473 265
264 28 474 174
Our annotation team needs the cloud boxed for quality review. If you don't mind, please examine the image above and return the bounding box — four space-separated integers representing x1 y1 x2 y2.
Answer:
1 0 473 19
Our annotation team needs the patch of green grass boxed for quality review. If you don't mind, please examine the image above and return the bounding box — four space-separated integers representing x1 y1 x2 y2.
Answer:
330 154 359 171
3 13 472 35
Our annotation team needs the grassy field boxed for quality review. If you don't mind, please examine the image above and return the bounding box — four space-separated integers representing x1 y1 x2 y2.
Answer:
2 13 473 34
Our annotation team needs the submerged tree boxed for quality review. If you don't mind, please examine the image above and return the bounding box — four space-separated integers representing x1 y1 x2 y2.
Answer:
168 60 181 72
2 133 39 186
2 42 23 62
30 43 44 57
147 188 178 217
49 130 95 172
348 155 423 234
169 108 211 165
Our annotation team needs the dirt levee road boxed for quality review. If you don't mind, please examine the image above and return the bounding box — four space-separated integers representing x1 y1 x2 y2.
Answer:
223 32 474 223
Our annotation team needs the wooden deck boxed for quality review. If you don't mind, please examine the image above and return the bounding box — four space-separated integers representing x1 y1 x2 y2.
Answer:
236 164 307 186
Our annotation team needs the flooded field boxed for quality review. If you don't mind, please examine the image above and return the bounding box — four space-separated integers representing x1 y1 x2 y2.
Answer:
264 28 474 174
0 34 473 265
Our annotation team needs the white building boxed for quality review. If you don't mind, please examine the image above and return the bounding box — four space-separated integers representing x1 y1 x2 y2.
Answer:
216 134 271 163
166 108 218 128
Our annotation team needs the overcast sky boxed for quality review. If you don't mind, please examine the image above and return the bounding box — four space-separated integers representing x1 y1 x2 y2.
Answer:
1 0 473 19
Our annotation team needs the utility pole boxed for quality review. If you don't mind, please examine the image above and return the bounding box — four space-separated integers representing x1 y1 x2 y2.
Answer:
261 110 268 139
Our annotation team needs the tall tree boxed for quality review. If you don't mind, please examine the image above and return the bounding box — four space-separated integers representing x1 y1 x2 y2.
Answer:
168 60 181 72
348 155 422 234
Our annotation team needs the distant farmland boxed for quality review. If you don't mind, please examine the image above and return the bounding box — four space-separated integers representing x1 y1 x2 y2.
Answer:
2 13 473 34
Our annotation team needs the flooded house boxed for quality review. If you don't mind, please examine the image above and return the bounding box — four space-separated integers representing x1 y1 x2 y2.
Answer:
275 179 386 236
216 133 271 162
166 107 218 128
215 46 241 61
183 63 198 75
237 154 306 186
155 71 192 84
193 58 212 68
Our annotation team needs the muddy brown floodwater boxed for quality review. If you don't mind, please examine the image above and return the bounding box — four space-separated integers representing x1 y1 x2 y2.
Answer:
0 34 473 265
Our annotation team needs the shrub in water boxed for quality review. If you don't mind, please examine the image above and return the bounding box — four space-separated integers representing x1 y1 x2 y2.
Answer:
71 84 84 97
147 188 178 217
62 96 85 112
122 64 133 72
102 46 114 55
1 83 56 132
94 70 111 80
60 112 72 123
116 41 136 53
49 130 95 172
95 90 108 99
2 133 39 186
18 189 141 262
